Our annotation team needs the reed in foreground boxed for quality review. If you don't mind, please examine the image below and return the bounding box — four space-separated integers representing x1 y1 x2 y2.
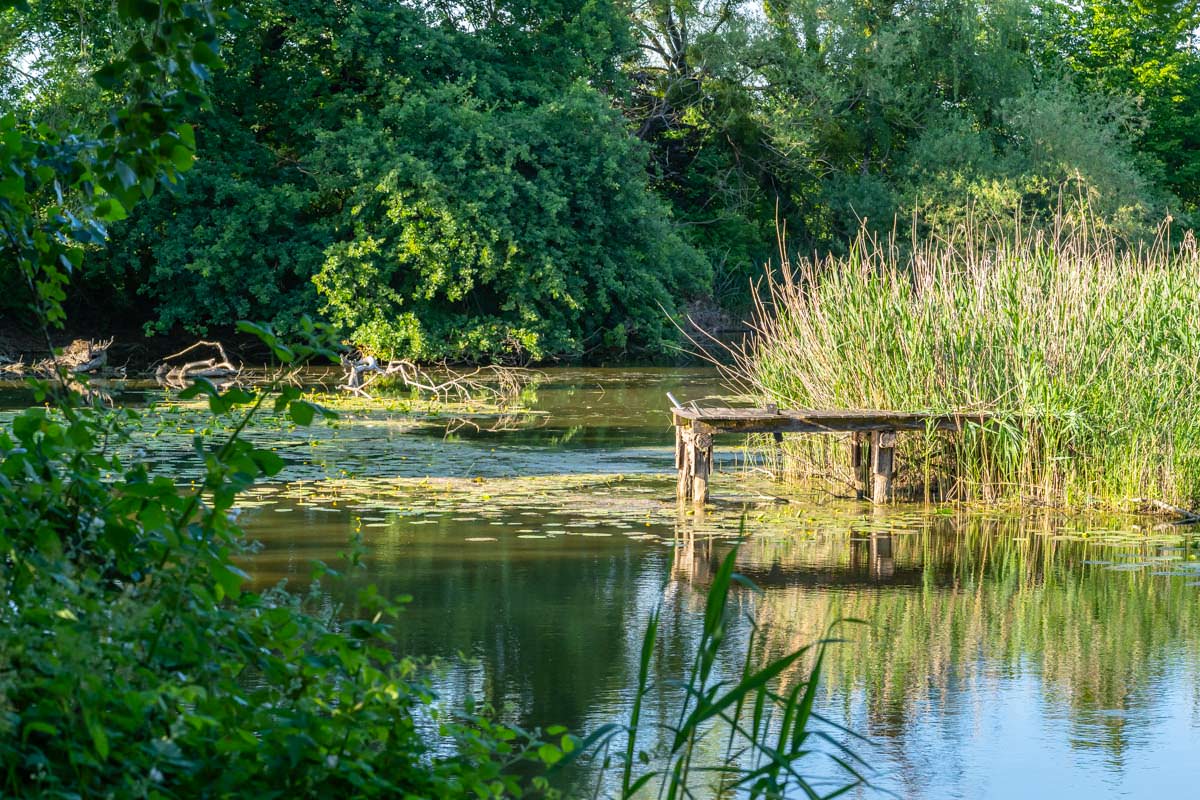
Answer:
573 533 869 799
727 218 1200 508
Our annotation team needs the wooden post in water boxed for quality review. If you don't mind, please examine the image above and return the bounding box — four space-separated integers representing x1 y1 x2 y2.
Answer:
675 420 691 502
767 403 783 479
849 432 869 500
690 422 714 505
871 430 897 503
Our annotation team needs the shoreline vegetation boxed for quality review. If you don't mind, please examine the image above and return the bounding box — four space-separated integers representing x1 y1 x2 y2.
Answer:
723 215 1200 511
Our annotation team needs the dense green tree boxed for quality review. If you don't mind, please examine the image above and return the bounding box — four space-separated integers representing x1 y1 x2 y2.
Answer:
1049 0 1200 206
78 0 706 361
624 0 1174 288
1 0 222 326
7 0 1196 354
313 82 706 360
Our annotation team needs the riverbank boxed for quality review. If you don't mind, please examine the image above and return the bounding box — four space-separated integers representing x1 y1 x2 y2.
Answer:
0 316 741 378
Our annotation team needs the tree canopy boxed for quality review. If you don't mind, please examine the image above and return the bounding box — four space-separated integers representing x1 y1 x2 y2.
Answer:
6 0 1199 360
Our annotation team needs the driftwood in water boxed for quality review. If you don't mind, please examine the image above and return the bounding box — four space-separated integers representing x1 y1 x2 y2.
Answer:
340 352 536 407
155 340 240 388
1133 498 1200 525
29 338 114 376
0 356 23 376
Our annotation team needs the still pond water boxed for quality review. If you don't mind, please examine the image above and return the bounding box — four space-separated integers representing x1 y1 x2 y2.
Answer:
8 367 1200 797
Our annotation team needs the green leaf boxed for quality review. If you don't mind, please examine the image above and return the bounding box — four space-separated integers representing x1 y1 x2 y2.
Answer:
288 400 316 426
176 123 196 150
236 320 276 347
193 40 222 67
0 176 23 199
170 145 194 171
208 392 231 415
537 743 562 766
270 343 295 363
178 377 220 400
95 197 128 221
22 721 59 739
117 0 159 21
113 161 138 190
84 709 109 760
251 449 285 476
94 60 128 90
212 564 244 600
221 386 256 406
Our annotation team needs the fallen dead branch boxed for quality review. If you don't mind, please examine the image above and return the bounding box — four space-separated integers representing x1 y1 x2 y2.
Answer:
1132 497 1200 525
442 412 548 436
340 352 540 407
0 356 23 377
155 340 240 388
28 337 114 376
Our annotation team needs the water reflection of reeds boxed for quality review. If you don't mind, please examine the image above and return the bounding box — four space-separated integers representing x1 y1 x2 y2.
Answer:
672 513 1200 766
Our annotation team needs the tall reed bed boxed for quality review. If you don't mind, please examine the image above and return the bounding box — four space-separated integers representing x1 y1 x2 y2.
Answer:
727 219 1200 507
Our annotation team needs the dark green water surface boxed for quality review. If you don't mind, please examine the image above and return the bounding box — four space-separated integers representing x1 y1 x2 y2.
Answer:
5 367 1199 798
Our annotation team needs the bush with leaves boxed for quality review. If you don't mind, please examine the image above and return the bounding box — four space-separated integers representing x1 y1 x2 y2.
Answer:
0 327 565 797
0 0 223 326
312 78 708 362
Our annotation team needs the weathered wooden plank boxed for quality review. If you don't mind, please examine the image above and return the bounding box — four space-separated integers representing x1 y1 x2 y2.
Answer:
672 407 785 420
672 407 993 435
673 407 952 421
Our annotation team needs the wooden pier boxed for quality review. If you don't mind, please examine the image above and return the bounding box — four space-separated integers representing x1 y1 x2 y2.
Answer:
672 405 994 504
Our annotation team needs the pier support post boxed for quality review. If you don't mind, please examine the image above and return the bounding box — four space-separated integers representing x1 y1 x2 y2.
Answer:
675 422 691 501
675 421 714 505
766 403 784 480
849 432 869 500
690 423 714 505
871 430 897 503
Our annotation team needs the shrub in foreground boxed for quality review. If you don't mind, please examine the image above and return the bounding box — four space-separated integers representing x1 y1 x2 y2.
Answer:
0 356 563 797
